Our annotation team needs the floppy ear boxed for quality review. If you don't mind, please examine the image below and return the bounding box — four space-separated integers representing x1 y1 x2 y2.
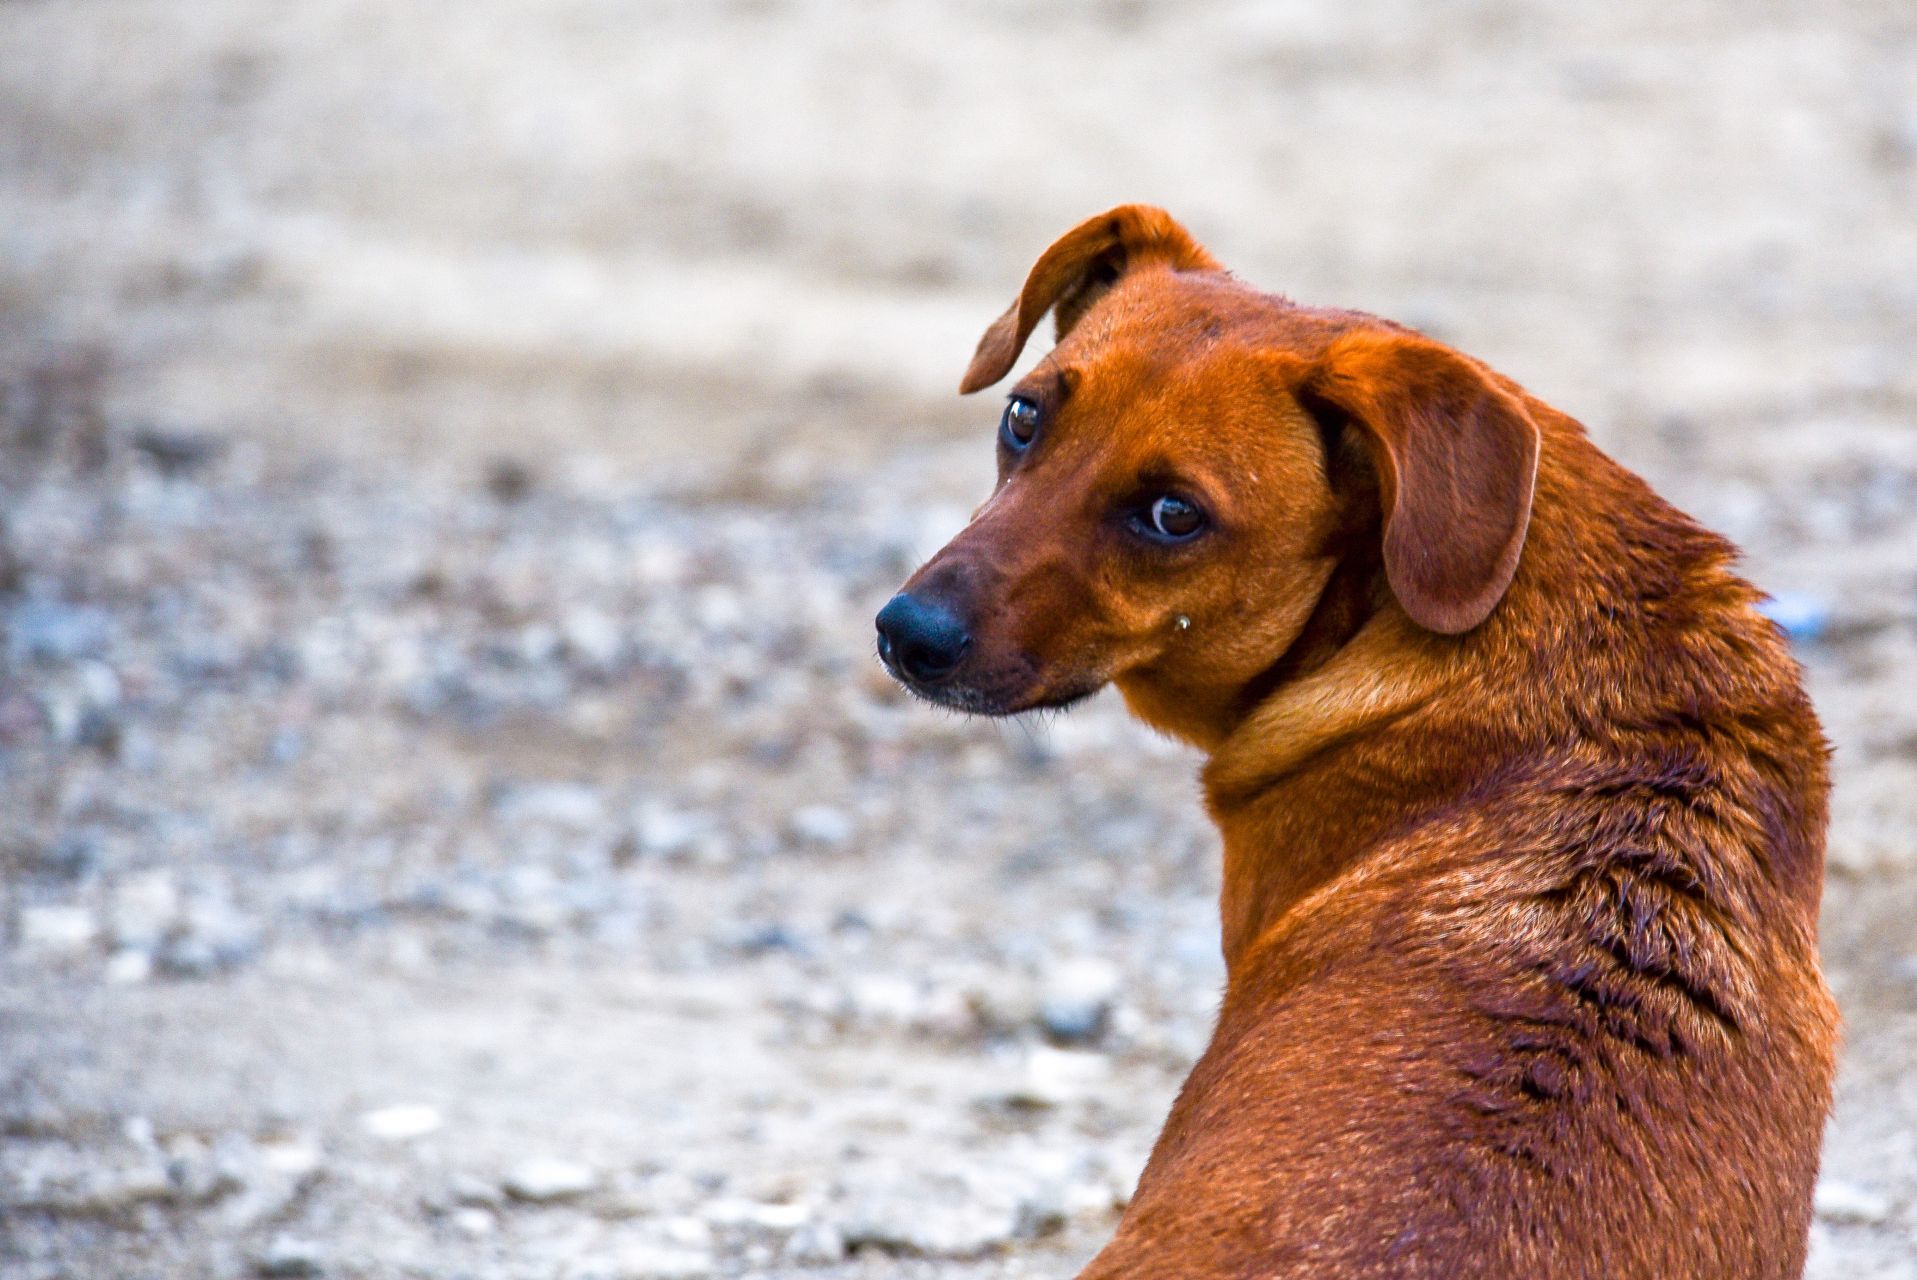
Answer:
1299 331 1541 635
959 205 1219 394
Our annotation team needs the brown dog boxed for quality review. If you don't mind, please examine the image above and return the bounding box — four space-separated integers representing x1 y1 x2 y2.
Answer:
875 207 1837 1278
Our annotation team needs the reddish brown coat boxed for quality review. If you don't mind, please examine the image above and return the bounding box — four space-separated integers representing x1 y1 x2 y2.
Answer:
887 206 1835 1279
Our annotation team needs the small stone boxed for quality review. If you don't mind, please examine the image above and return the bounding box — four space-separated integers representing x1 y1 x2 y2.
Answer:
660 1216 714 1249
587 1186 652 1220
1013 1181 1069 1240
599 1241 712 1279
483 457 535 502
496 864 567 934
838 1193 1018 1259
6 599 115 663
693 586 745 633
994 1047 1112 1110
104 949 153 984
1814 1177 1894 1225
446 1172 503 1207
222 1156 319 1233
562 607 624 669
784 1221 845 1264
16 905 97 956
166 1133 251 1206
495 781 606 831
633 804 710 858
1038 958 1121 1044
253 1233 324 1277
158 890 262 977
503 1157 598 1202
965 973 1040 1036
450 1206 496 1237
703 1198 810 1231
31 834 97 881
38 660 123 747
733 921 807 957
132 427 225 476
847 974 923 1026
789 805 854 847
257 1140 323 1178
359 1104 442 1142
109 872 182 950
18 1160 173 1216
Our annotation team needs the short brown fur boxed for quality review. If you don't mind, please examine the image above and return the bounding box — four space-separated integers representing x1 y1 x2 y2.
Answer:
880 206 1837 1278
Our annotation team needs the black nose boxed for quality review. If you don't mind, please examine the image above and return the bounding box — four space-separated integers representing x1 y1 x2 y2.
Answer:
875 593 971 684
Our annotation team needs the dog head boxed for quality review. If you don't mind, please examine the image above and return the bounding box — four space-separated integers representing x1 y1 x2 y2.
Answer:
875 206 1541 746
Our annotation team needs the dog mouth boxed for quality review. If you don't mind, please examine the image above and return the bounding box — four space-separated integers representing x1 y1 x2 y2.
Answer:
877 645 1099 717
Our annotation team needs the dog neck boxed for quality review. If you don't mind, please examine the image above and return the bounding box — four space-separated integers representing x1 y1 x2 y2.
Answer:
1200 607 1463 969
1194 411 1780 975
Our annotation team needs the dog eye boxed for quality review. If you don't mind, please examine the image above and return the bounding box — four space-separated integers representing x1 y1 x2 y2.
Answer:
1000 396 1040 451
1142 495 1205 541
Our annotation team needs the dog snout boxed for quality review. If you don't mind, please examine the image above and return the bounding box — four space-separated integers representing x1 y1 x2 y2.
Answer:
875 592 971 685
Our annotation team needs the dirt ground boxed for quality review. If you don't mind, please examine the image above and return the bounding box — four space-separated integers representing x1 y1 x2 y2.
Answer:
2 2 1915 1277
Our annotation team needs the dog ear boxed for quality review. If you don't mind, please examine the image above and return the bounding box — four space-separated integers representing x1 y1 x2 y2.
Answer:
959 205 1219 394
1299 331 1541 635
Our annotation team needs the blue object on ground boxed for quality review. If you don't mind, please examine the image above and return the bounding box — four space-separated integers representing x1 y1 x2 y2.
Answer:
1757 592 1832 645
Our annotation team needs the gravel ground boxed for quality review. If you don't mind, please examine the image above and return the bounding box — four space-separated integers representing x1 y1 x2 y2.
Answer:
2 362 1914 1279
2 2 1915 1277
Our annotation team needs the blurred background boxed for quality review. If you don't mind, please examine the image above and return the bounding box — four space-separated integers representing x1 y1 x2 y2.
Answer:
2 2 1914 1277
